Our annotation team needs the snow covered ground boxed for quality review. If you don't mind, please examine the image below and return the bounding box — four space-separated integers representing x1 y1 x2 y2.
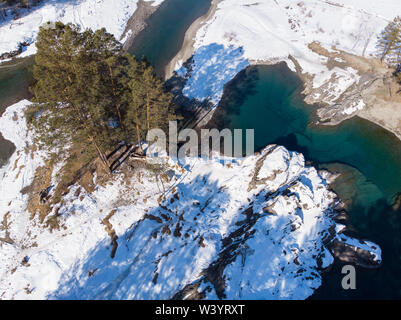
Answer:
0 101 381 299
0 0 164 58
175 0 398 109
176 43 250 105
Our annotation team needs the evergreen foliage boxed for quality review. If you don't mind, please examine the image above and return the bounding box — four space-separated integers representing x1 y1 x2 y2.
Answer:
26 22 180 171
377 16 401 65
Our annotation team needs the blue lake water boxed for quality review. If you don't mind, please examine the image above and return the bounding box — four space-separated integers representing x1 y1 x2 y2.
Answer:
209 63 401 299
128 0 211 77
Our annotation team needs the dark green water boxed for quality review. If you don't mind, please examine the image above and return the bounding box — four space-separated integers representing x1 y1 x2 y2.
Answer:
210 63 401 299
0 56 34 167
128 0 211 77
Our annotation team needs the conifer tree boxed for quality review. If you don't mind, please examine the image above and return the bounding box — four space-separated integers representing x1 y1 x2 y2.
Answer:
27 22 181 172
124 56 147 147
124 58 180 149
28 22 124 170
142 64 176 137
87 28 127 128
377 16 401 64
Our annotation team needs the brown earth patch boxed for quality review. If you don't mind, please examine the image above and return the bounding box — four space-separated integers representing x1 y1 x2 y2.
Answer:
102 209 119 259
304 42 401 140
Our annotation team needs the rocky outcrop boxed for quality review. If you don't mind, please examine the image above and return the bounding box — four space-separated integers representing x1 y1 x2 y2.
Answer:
121 0 160 50
329 236 382 269
299 43 401 141
316 73 380 125
0 41 30 61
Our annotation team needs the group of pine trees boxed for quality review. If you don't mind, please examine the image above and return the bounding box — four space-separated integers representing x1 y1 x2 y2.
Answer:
377 16 401 84
26 22 179 171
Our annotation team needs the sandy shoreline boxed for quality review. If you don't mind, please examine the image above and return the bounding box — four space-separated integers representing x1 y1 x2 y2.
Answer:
121 0 161 50
164 0 222 80
358 103 401 142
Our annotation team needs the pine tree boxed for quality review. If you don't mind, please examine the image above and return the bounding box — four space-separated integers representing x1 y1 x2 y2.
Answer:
27 22 181 172
377 16 401 64
124 58 180 149
142 64 175 137
124 56 147 147
28 22 125 170
86 28 127 128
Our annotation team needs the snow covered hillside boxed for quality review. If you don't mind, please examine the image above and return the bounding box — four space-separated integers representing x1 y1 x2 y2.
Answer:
0 0 164 59
174 0 398 111
0 101 381 299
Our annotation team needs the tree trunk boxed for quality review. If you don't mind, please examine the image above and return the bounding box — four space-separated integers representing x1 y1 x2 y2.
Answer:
108 64 123 127
90 136 110 172
67 71 110 172
146 91 150 147
136 122 141 147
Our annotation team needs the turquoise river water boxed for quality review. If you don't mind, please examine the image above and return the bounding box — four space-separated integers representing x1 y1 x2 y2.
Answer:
209 63 401 299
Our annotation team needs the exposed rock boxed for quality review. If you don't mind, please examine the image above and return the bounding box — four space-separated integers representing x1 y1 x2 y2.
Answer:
393 193 401 211
333 211 349 224
121 0 160 50
0 41 30 61
329 236 382 269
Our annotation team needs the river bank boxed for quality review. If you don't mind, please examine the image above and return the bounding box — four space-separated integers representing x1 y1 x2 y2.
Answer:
0 56 34 167
358 85 401 142
127 0 211 77
263 48 401 144
166 0 401 144
165 0 222 79
298 42 401 142
120 0 161 50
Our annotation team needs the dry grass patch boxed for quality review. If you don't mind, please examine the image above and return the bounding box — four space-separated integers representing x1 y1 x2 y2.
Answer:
21 142 107 227
21 164 54 222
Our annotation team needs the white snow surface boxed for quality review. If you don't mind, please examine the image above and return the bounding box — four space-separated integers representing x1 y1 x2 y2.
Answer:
177 43 249 105
342 99 365 115
0 100 358 300
0 0 164 58
176 0 399 106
